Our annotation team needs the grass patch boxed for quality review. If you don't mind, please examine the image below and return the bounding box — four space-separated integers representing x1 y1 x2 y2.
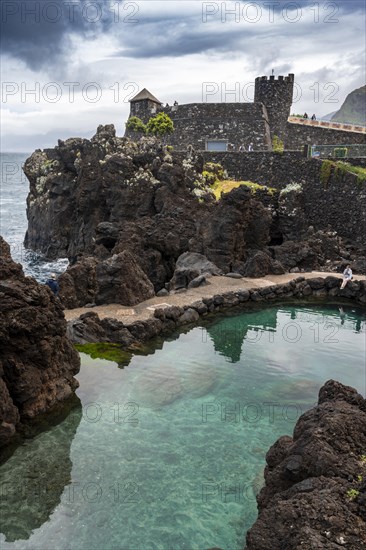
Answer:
211 179 277 200
321 159 366 187
335 161 366 183
320 160 333 188
75 343 132 368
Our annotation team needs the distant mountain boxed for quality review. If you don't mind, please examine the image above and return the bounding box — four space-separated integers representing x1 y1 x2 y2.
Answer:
319 111 337 121
330 85 366 126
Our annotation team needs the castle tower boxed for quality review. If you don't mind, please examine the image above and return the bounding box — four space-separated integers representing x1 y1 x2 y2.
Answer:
128 88 163 124
254 74 294 142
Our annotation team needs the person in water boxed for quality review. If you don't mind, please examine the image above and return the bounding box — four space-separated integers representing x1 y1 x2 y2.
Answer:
46 273 59 296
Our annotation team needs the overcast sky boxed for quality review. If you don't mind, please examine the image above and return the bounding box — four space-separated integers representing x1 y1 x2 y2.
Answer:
1 0 365 151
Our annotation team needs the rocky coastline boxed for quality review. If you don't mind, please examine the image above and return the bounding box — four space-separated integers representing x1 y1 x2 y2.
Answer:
0 237 80 454
23 125 366 309
1 126 365 547
66 274 366 348
246 379 366 550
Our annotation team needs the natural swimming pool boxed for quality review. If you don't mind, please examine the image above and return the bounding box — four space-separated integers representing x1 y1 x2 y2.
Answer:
1 304 365 550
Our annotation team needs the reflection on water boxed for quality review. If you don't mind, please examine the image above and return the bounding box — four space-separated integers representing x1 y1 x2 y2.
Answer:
0 305 365 550
206 304 364 364
0 405 82 542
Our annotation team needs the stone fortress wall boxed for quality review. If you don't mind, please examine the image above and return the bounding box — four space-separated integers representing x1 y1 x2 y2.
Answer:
125 72 366 152
173 151 366 243
286 120 365 149
161 102 271 152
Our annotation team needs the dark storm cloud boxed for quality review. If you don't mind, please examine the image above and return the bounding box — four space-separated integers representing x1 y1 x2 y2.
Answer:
113 0 365 60
0 0 364 68
0 0 115 70
116 24 257 59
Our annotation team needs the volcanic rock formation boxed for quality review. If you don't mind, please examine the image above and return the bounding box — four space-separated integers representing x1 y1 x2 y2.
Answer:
23 125 366 308
0 236 80 450
246 380 366 550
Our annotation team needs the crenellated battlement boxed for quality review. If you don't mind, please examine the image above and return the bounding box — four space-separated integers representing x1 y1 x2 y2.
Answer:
255 74 294 83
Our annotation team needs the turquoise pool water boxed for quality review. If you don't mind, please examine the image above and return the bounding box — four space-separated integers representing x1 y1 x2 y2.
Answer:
1 304 365 550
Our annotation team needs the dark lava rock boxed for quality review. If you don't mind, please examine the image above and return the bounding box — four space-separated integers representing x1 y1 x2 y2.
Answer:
169 252 222 290
246 379 366 550
0 237 80 449
225 272 243 279
59 250 155 307
22 131 277 294
156 288 169 297
242 251 272 277
23 127 366 303
95 250 155 305
187 274 209 288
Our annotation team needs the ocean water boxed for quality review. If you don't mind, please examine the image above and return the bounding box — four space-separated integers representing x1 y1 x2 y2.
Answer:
0 305 365 550
0 152 68 281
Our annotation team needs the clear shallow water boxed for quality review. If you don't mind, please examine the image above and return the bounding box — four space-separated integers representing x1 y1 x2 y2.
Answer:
0 152 68 281
1 305 365 550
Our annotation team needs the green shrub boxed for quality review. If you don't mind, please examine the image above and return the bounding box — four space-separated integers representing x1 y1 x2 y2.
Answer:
146 112 174 136
335 161 366 184
125 116 146 134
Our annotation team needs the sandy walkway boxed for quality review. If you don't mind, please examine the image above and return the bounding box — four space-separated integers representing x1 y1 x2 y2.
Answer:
64 271 360 325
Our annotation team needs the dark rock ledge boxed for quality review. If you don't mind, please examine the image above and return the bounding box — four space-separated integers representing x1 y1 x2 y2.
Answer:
245 379 366 550
0 236 80 452
67 275 366 346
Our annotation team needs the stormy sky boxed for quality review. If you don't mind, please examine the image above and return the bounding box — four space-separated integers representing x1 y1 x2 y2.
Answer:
1 0 365 151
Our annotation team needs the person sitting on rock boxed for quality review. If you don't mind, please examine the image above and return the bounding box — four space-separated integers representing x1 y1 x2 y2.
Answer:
340 264 352 289
46 273 59 296
311 113 316 120
303 112 308 119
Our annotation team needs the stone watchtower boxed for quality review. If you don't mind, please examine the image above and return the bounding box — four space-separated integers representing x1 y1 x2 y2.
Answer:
254 74 294 143
129 88 163 124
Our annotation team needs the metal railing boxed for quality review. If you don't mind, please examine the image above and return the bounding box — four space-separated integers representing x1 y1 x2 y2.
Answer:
306 144 366 159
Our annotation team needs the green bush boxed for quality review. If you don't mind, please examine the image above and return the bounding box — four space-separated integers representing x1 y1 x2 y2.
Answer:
146 112 174 136
202 162 225 181
125 116 146 134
